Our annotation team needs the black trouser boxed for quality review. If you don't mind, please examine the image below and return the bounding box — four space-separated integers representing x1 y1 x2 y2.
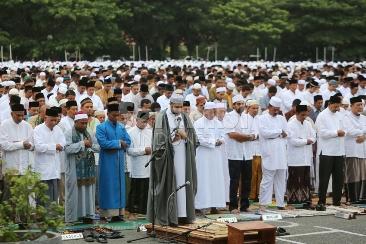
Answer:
228 159 252 211
318 154 344 205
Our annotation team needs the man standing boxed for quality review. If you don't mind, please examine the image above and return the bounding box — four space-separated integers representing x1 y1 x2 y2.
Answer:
258 97 288 211
64 112 100 223
342 96 366 203
156 84 174 110
287 104 316 205
224 95 256 213
309 95 323 122
147 95 198 226
34 108 66 202
315 95 345 210
126 111 152 215
194 102 226 214
96 104 131 222
0 104 33 199
78 81 104 111
96 78 113 106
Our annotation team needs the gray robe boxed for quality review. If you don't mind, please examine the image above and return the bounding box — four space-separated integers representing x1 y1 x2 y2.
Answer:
147 110 198 226
64 128 100 223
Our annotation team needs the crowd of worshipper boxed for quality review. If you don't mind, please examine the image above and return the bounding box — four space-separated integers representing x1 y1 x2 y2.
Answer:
0 60 366 225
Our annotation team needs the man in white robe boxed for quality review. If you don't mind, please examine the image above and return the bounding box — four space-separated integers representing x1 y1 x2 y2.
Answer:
258 96 288 211
194 102 226 213
34 108 66 203
0 104 33 199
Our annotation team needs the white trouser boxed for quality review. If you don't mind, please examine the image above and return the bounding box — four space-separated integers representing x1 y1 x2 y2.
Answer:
259 168 286 207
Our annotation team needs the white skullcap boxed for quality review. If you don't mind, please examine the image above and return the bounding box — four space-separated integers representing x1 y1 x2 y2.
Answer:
58 86 68 94
9 88 19 95
269 96 282 108
134 74 141 82
116 70 122 75
192 83 202 89
267 79 276 86
59 99 68 106
216 87 227 93
75 113 88 121
342 98 350 105
94 110 105 116
56 77 64 83
272 76 279 81
215 103 226 109
170 94 184 104
227 82 235 90
300 100 310 106
40 72 46 77
232 95 245 104
226 77 233 83
246 99 259 107
90 72 97 77
174 89 184 95
298 80 306 85
204 102 216 110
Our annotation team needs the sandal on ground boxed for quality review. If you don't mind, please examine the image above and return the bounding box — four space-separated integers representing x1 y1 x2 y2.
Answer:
94 234 108 243
83 230 95 242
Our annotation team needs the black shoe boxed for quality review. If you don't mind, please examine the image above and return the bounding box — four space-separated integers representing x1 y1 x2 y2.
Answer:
316 204 326 211
110 216 124 222
277 206 285 210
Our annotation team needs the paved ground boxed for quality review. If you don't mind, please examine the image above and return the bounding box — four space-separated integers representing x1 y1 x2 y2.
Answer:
66 215 366 244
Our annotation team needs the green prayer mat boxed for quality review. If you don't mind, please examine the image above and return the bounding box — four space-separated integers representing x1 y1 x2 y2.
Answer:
63 219 149 231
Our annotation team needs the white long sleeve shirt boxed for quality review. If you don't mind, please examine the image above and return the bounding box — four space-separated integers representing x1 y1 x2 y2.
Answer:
0 119 34 175
343 111 366 158
34 123 66 180
258 113 288 170
127 126 152 178
287 118 316 166
315 108 345 156
241 113 259 161
223 110 245 160
78 93 104 111
157 95 170 111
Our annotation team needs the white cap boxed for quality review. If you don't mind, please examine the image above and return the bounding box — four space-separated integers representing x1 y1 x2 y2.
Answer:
75 113 88 121
300 100 310 106
56 77 64 83
298 80 306 85
246 99 259 107
134 74 141 82
192 83 202 90
9 88 19 95
204 102 216 110
170 94 184 104
272 76 279 81
227 82 235 90
40 72 46 77
58 86 68 94
156 80 164 86
215 103 226 109
342 97 350 105
232 95 245 104
269 97 282 108
267 79 276 86
216 87 226 93
59 99 68 106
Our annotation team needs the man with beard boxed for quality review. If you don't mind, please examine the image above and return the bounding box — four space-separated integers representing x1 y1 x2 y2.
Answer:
147 94 198 226
258 96 288 211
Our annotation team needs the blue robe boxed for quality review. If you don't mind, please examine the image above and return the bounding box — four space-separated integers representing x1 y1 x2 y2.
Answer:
96 120 131 210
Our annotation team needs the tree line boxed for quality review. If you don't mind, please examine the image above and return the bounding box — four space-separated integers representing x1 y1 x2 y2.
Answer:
1 0 366 61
